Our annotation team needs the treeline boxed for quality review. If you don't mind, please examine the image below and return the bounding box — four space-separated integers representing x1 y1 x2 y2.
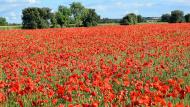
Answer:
161 10 190 23
22 2 100 29
1 5 190 29
119 10 190 25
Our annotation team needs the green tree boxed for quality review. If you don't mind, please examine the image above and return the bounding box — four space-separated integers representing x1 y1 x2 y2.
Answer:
161 14 171 22
169 10 184 23
38 8 52 28
50 13 57 28
22 7 52 29
120 13 137 25
22 8 39 29
70 2 86 27
137 15 144 23
185 14 190 22
56 5 71 27
0 17 8 26
82 9 100 27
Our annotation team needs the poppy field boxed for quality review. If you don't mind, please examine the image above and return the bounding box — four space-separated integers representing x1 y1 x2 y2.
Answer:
0 23 190 107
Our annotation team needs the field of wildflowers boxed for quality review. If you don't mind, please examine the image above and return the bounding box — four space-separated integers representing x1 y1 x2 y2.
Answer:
0 23 190 107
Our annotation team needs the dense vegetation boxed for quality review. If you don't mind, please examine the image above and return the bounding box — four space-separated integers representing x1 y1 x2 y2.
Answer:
1 2 190 29
185 14 190 22
0 17 8 26
22 2 100 29
120 13 144 25
22 7 52 29
161 10 190 23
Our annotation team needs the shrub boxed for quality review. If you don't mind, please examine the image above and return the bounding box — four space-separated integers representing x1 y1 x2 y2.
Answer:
120 13 137 25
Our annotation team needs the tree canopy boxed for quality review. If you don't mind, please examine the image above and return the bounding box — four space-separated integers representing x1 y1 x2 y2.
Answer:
137 15 144 23
82 9 100 27
22 7 52 29
70 2 87 27
120 13 137 25
0 17 8 26
161 14 171 22
170 10 184 23
56 5 71 27
21 2 100 29
185 14 190 22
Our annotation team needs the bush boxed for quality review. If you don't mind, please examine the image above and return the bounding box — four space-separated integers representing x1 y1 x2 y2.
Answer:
120 13 137 25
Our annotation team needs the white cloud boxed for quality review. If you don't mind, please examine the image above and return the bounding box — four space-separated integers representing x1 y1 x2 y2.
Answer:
88 5 111 12
3 12 18 23
167 0 190 5
88 1 155 12
0 0 40 23
9 12 17 20
169 0 189 2
86 1 156 18
115 2 155 9
5 0 40 4
26 0 38 4
6 0 17 3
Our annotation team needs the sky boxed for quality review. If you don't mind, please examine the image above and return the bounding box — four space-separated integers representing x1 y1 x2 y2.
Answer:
0 0 190 23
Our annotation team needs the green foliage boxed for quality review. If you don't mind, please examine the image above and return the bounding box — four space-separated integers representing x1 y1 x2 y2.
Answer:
70 2 86 27
82 9 100 27
39 8 52 19
38 18 49 28
169 10 184 23
22 7 52 29
120 13 137 25
0 17 8 26
185 14 190 22
161 14 171 22
137 15 144 23
50 13 57 28
21 2 100 28
56 5 71 27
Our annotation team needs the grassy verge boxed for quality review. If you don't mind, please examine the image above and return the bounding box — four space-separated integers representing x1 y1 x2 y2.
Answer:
0 26 22 30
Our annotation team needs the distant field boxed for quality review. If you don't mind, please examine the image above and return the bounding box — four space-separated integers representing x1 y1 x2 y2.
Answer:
138 22 168 24
99 22 168 26
0 22 168 30
0 26 21 30
98 23 120 26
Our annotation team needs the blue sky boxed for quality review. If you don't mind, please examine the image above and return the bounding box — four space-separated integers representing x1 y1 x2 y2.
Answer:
0 0 190 23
